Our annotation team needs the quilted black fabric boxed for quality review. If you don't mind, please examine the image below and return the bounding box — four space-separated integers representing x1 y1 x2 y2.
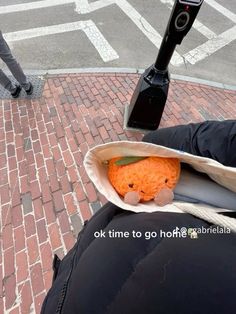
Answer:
41 121 236 314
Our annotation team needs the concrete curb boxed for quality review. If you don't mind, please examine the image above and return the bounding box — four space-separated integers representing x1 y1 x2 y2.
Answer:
11 67 236 91
171 74 236 91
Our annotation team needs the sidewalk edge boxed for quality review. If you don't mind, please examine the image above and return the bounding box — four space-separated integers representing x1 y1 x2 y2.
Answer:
20 68 236 91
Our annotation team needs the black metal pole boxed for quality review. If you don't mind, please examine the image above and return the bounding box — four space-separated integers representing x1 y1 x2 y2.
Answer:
126 0 204 131
154 33 177 71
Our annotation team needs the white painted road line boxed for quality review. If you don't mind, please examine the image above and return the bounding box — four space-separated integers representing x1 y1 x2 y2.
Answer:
0 0 73 14
115 0 164 49
178 25 236 65
82 21 119 62
205 0 236 24
87 0 115 12
160 0 217 39
0 0 183 64
75 0 91 14
76 0 184 65
4 21 119 63
75 0 115 14
0 0 235 67
193 20 217 40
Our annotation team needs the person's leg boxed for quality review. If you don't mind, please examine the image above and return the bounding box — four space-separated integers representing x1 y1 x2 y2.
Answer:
0 68 17 92
0 32 32 93
0 68 22 98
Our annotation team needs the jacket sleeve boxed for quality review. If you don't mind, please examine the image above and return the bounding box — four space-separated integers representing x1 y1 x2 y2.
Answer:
142 120 236 167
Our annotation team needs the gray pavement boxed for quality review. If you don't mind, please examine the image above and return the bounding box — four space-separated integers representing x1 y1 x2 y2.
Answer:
0 0 235 84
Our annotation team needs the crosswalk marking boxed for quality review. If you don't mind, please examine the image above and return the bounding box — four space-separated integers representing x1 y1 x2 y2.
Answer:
193 19 217 39
0 0 73 14
160 0 217 39
0 0 123 15
0 0 183 65
76 0 183 64
176 25 236 65
159 0 236 66
81 0 114 12
0 0 235 66
4 21 119 62
205 0 236 23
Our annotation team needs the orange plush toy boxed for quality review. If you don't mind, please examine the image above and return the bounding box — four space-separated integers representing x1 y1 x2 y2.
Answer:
108 156 180 206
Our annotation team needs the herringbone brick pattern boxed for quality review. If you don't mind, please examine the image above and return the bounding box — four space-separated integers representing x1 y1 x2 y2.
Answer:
0 73 235 313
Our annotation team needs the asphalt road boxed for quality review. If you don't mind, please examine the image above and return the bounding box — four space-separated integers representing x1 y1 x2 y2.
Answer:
0 0 235 85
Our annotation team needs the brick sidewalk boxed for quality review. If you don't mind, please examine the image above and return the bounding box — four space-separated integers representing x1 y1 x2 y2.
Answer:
0 72 236 313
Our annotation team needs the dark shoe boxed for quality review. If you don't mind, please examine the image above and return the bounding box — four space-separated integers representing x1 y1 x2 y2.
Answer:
11 85 22 98
25 82 33 95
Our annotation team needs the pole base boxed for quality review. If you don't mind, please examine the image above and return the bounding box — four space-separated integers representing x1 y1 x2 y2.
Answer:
126 65 170 131
123 104 150 134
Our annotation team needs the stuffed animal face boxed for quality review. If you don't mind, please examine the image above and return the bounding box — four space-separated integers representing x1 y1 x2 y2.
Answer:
108 156 180 206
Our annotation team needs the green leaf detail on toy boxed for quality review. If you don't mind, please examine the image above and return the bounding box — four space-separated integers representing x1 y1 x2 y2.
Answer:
115 156 147 166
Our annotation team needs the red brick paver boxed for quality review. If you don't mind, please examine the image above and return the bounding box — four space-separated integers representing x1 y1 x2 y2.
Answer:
0 73 236 313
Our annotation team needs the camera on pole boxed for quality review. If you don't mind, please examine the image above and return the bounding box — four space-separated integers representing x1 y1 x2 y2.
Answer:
125 0 204 131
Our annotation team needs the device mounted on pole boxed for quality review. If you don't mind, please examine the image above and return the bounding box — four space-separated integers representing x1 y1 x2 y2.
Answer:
125 0 204 131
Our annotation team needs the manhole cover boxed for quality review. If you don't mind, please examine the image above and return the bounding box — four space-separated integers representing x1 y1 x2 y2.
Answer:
0 75 45 99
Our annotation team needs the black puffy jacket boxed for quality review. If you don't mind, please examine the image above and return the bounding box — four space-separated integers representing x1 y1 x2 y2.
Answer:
41 120 236 314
